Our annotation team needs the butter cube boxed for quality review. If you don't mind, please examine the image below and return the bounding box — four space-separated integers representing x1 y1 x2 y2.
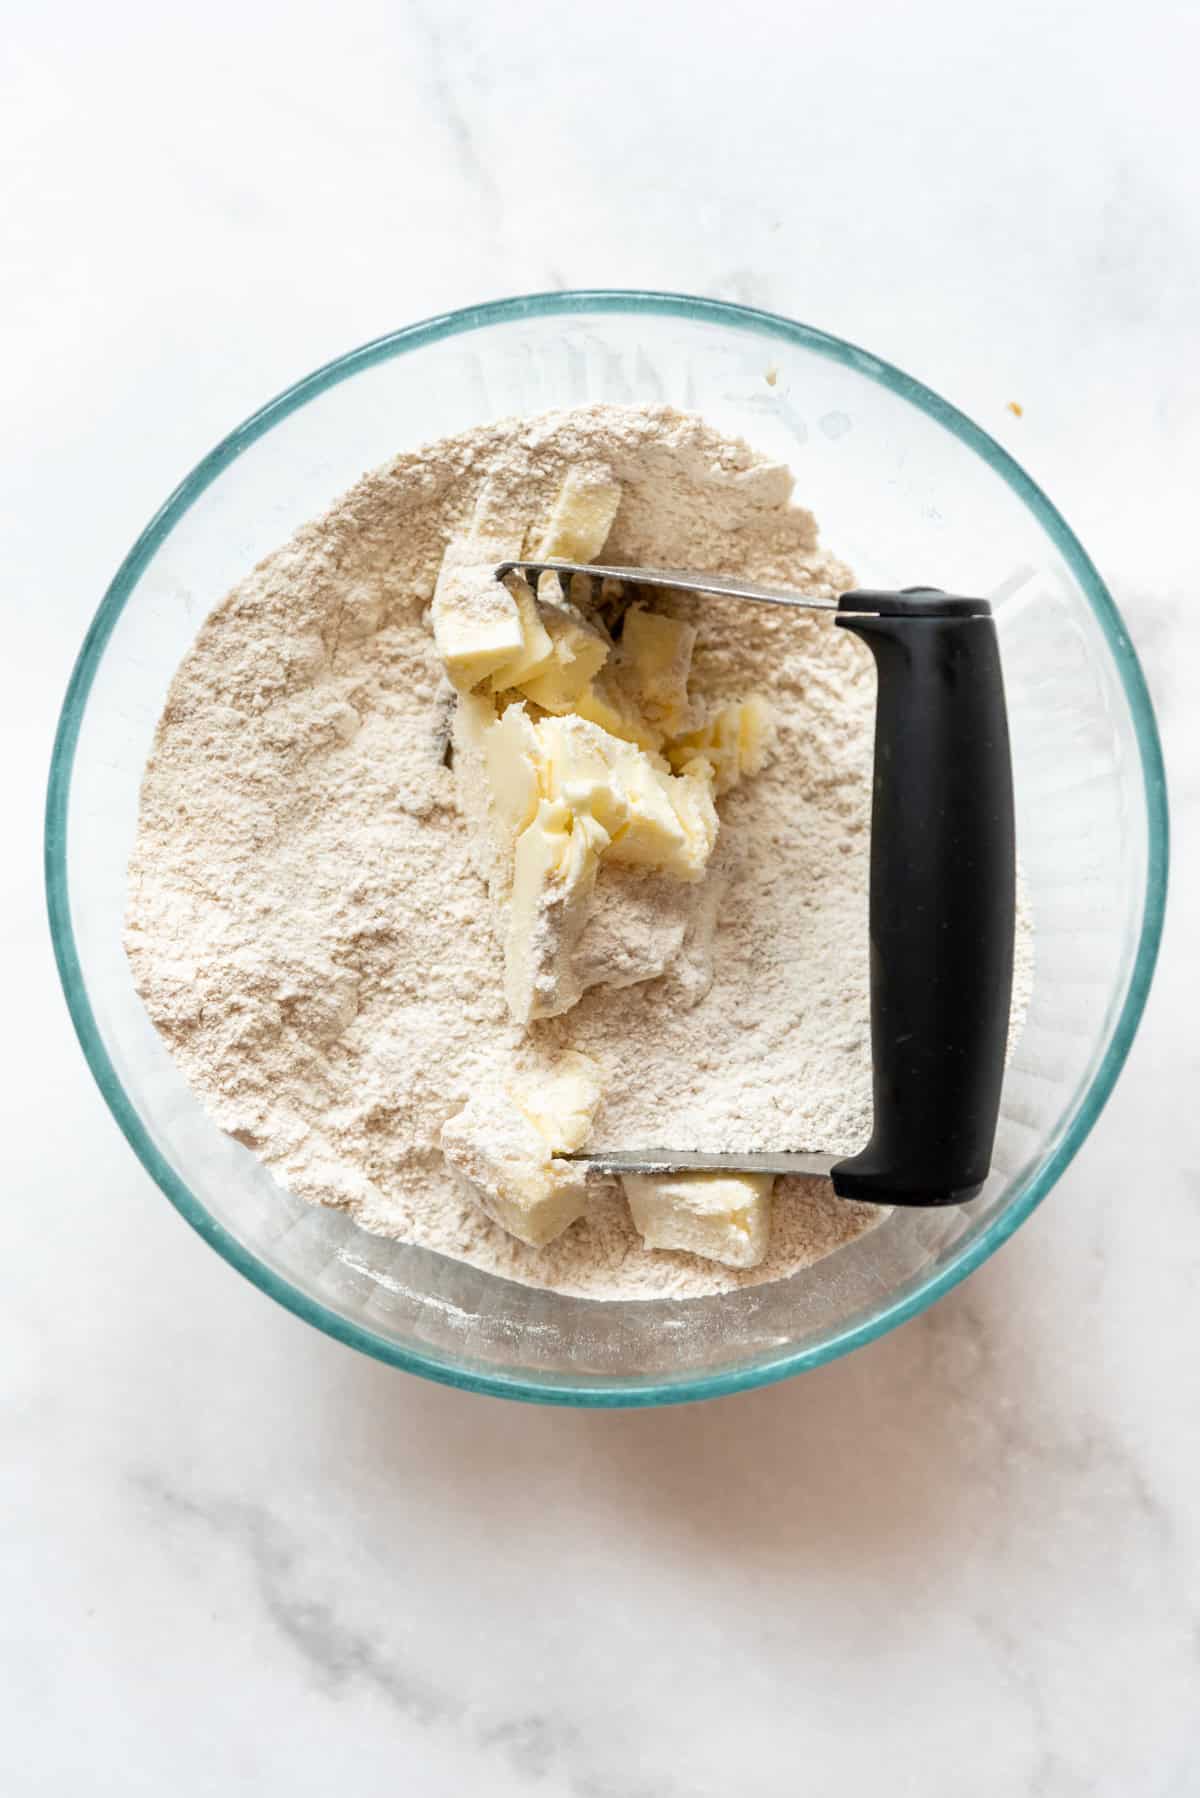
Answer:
537 470 622 563
616 607 697 735
517 600 611 713
662 760 720 874
432 537 525 692
441 1087 590 1247
511 1050 603 1154
667 696 776 793
575 670 664 753
536 715 716 886
604 757 691 875
489 573 554 690
538 714 629 839
733 695 775 778
622 1171 774 1268
505 800 608 1023
484 702 544 843
456 483 551 689
454 688 498 755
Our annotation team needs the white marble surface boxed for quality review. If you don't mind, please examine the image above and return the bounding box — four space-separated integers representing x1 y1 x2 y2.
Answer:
6 2 1199 1791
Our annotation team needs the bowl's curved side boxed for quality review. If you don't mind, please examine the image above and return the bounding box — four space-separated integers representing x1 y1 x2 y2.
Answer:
45 290 1169 1406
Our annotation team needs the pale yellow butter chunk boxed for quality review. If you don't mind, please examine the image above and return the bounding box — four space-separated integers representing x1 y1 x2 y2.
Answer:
534 712 715 884
735 694 776 776
666 696 777 794
489 573 554 690
622 1171 774 1269
598 753 716 883
431 537 525 692
517 600 610 713
604 756 692 875
440 1050 602 1246
512 1050 604 1154
616 607 697 735
441 1084 592 1247
505 800 608 1023
662 760 720 874
574 670 664 753
538 714 629 838
536 469 622 563
484 702 544 843
455 688 498 755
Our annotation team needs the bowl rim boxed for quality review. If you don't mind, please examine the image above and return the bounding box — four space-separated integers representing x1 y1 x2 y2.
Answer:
45 288 1169 1407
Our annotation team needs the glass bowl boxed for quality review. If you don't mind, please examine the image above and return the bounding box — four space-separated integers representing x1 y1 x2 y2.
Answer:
46 292 1168 1406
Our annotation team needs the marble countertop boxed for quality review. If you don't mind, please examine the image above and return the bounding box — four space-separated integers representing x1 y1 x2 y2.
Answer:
7 2 1198 1791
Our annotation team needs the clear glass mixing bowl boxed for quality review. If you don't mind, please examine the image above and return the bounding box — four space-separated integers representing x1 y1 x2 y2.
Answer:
46 292 1168 1406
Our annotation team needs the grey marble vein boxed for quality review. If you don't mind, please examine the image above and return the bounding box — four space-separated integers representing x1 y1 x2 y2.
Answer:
405 0 502 214
131 1471 682 1797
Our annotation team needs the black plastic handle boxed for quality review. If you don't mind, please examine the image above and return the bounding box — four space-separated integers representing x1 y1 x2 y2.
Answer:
830 589 1015 1207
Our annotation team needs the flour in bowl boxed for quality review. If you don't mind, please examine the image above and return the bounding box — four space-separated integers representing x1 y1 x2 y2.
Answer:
125 403 1029 1299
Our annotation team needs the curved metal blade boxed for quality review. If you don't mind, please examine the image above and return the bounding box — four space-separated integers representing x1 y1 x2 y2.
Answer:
564 1149 838 1179
495 559 838 612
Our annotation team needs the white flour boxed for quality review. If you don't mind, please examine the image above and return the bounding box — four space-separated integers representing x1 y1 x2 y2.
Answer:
126 403 1030 1299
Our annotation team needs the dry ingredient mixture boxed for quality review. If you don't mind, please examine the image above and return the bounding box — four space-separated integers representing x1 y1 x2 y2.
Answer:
126 403 1031 1300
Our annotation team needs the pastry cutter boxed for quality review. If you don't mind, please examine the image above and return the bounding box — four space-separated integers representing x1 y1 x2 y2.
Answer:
494 559 1016 1208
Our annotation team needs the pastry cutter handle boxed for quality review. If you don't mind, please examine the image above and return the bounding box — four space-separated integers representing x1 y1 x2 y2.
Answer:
830 589 1016 1207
